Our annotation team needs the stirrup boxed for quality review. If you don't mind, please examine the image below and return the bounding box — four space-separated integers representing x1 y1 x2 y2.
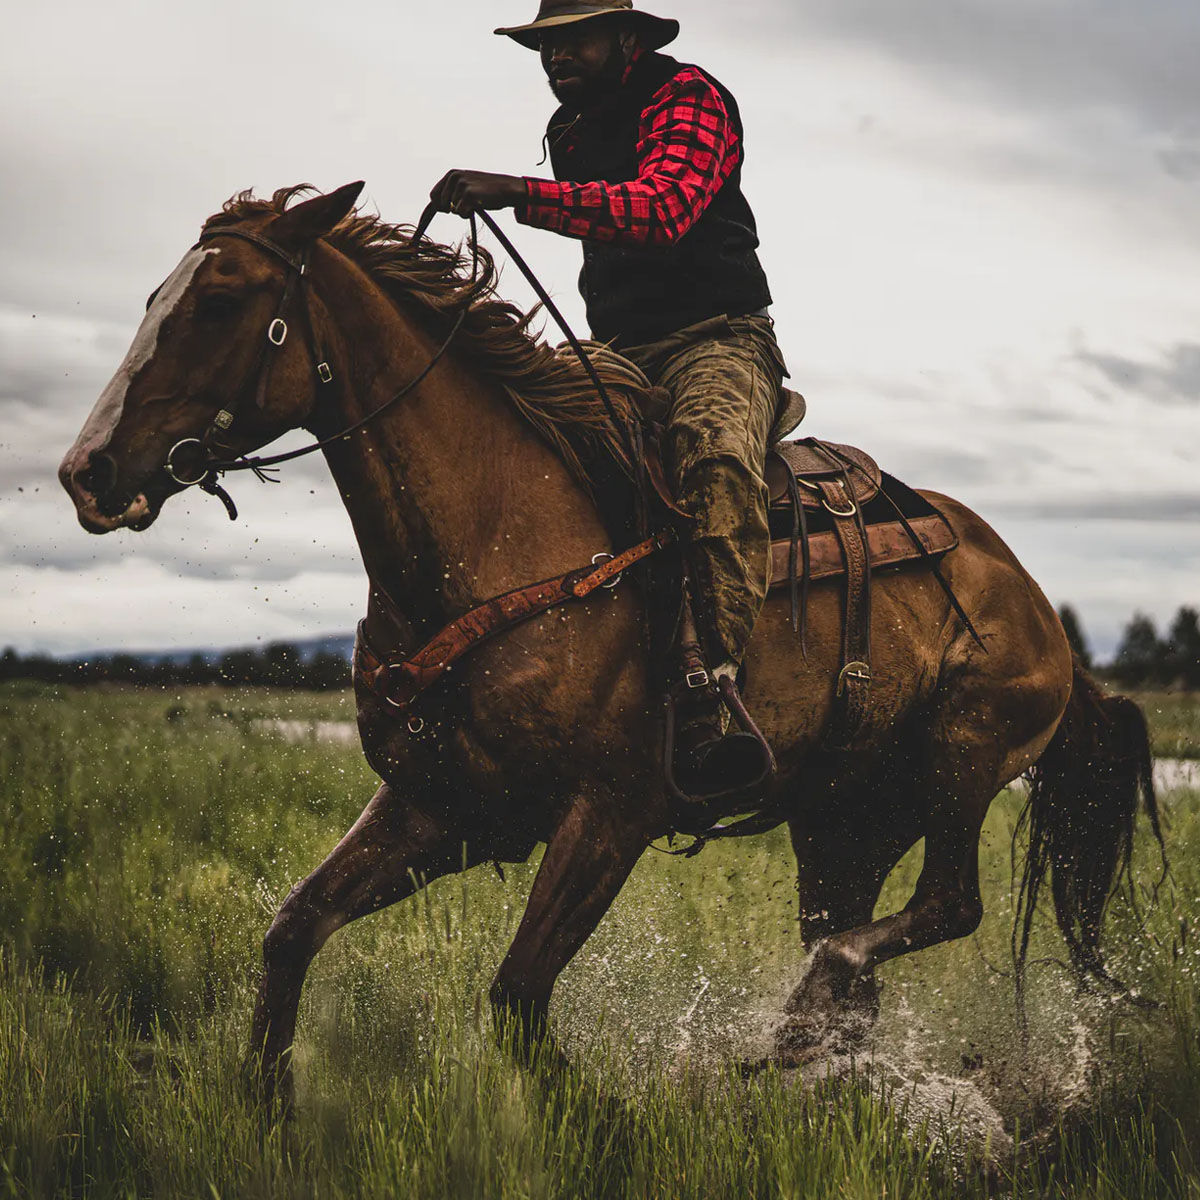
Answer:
663 672 776 823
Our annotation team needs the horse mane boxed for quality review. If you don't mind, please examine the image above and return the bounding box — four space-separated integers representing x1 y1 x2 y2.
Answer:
202 185 642 485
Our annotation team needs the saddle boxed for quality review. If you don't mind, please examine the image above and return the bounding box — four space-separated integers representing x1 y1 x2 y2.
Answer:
611 356 960 754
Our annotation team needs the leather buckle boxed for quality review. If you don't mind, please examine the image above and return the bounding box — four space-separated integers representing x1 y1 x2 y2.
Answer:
822 483 857 518
686 669 710 690
837 661 872 695
317 361 333 384
590 552 621 590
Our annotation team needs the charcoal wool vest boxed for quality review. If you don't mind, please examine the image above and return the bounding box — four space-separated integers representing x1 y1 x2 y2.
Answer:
547 52 772 347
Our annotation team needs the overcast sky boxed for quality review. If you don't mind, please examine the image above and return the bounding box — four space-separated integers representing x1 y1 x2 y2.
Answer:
2 0 1197 659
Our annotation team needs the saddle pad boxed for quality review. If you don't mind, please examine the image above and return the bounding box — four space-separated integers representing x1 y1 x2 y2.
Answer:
766 439 882 510
767 507 958 591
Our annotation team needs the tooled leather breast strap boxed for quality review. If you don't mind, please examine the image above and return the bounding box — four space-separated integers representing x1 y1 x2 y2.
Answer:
356 530 674 716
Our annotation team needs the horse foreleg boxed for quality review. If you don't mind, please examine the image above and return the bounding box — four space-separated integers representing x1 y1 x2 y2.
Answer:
490 790 651 1065
248 782 472 1105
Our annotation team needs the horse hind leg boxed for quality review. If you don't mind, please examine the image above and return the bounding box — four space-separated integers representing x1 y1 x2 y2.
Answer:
768 787 920 1062
248 782 484 1106
775 647 1068 1063
775 769 990 1064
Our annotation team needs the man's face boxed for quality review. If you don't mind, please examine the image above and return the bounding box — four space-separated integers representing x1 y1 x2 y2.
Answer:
539 20 634 110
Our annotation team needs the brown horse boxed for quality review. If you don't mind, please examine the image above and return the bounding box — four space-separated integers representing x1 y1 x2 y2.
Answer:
59 183 1160 1100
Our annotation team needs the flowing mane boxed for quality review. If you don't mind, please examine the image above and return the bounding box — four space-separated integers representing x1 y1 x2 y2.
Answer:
203 185 644 485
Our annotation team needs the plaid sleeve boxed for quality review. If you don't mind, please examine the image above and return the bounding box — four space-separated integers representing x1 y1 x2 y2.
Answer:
518 68 741 247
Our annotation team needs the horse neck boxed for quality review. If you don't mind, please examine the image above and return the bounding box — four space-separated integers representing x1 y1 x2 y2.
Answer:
308 245 611 640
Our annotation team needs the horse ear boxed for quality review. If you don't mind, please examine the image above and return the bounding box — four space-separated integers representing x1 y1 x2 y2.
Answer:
271 181 365 247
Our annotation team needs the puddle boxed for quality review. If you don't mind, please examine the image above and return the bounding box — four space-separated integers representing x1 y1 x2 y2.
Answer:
252 714 1199 796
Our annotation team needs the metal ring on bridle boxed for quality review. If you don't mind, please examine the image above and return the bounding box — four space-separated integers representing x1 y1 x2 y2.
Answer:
267 318 288 346
165 438 212 487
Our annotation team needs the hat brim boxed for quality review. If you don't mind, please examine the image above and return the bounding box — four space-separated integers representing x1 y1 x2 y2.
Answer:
494 10 679 52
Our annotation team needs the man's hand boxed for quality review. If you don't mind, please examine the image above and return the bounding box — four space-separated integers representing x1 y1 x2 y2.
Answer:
429 170 527 217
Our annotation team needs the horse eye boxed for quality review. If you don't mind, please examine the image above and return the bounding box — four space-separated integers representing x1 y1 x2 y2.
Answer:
195 291 241 319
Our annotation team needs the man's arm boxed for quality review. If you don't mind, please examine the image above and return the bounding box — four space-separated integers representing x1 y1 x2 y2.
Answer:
520 69 740 247
427 68 739 246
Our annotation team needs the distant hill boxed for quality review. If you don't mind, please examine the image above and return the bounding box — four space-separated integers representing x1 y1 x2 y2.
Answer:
1 634 358 690
146 634 355 668
71 634 356 668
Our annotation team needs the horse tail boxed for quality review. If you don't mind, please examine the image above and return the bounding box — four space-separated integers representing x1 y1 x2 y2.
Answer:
1013 658 1165 1001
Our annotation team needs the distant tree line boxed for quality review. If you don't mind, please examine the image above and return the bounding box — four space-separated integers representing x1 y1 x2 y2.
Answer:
0 642 350 690
3 606 1197 692
1059 604 1200 689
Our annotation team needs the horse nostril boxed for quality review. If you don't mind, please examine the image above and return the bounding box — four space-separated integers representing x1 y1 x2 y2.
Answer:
78 451 119 499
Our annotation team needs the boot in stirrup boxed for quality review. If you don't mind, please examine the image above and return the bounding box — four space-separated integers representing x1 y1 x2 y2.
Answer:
667 643 773 821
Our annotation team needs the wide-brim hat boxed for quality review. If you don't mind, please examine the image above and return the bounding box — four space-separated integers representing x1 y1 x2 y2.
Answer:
495 0 679 52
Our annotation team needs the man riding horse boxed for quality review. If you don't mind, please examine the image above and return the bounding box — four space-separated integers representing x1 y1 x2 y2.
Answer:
430 0 786 804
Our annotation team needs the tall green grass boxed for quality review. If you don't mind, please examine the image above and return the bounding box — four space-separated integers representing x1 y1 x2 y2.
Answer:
1 682 1197 1198
1129 690 1200 760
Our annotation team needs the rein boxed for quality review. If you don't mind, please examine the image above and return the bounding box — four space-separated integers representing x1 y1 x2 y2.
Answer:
165 208 643 525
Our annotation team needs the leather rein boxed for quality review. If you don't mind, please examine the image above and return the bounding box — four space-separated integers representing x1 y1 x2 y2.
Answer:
160 206 667 722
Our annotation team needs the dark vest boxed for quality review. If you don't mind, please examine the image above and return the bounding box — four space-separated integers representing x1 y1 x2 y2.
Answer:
547 52 772 347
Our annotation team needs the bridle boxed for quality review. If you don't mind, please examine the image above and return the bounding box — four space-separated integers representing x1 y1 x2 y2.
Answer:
161 219 471 519
161 206 642 524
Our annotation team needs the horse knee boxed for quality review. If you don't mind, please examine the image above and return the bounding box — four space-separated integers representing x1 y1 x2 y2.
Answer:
262 886 342 969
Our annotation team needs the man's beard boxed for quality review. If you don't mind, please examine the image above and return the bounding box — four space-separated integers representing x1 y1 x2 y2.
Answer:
547 49 628 112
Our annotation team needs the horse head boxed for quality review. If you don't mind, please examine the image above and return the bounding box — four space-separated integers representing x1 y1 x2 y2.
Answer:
59 182 364 532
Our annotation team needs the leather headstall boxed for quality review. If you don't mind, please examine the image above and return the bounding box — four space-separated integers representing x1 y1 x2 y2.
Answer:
162 226 336 514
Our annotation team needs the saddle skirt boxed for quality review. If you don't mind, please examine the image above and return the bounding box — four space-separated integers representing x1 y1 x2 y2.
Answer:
766 438 880 512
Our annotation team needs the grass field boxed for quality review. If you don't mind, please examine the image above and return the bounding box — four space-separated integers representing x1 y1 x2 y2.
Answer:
1127 690 1200 761
1 681 1197 1198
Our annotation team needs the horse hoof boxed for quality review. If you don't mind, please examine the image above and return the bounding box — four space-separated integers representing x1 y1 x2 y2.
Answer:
771 1007 872 1066
240 1057 295 1119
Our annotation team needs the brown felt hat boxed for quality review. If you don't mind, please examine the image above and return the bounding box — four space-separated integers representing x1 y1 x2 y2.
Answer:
494 0 679 52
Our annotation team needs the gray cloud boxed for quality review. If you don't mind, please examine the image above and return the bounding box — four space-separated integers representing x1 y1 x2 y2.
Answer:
1157 127 1200 181
1077 343 1200 406
781 0 1200 136
1 0 1196 661
991 491 1200 523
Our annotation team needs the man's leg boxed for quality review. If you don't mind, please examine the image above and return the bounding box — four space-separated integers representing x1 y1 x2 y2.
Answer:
635 315 783 803
659 315 781 670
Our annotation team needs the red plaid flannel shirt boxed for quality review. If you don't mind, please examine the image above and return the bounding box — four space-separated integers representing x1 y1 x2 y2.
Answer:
518 63 740 247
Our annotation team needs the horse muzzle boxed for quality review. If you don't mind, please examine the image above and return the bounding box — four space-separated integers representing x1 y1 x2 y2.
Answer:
58 444 159 533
